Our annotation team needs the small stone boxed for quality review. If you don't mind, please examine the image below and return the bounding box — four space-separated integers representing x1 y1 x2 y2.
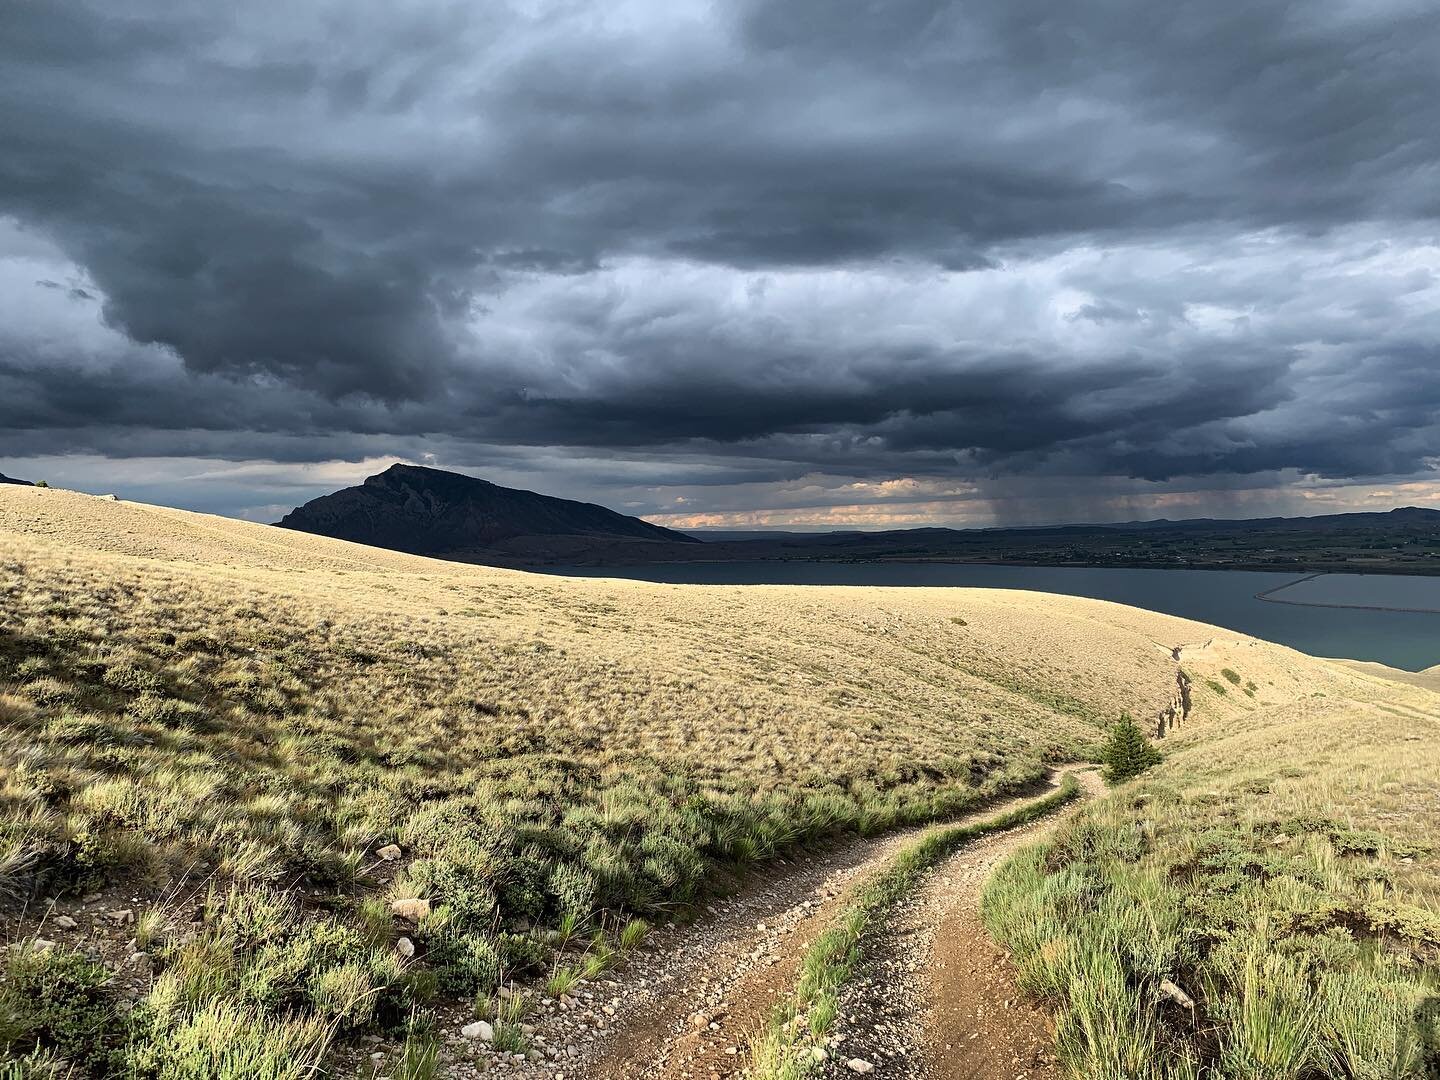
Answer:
108 909 135 925
846 1059 875 1074
377 844 403 861
462 1020 495 1042
1158 977 1196 1010
52 915 79 930
395 936 415 958
390 898 430 921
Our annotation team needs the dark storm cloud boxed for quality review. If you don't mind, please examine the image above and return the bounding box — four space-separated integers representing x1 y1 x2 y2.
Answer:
2 0 1439 514
742 1 1440 207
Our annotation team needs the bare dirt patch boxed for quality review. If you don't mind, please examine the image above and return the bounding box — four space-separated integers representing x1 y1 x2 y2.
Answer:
818 770 1104 1080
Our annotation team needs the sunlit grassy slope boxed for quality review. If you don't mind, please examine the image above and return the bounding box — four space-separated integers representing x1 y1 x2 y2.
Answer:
0 486 1410 1076
985 662 1440 1077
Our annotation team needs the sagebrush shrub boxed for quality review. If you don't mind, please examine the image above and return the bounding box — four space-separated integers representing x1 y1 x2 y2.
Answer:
0 944 119 1068
428 929 501 995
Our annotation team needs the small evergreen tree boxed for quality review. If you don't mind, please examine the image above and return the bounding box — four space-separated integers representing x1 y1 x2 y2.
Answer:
1100 713 1162 784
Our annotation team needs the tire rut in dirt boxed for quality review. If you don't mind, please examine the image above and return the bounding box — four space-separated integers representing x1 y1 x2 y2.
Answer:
569 832 915 1079
816 824 1062 1079
817 772 1100 1079
570 780 1075 1079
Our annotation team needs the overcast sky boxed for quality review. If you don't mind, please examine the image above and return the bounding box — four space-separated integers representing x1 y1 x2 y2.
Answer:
3 0 1439 527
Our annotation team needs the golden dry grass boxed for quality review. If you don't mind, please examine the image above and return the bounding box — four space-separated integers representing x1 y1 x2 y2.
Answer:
985 665 1440 1077
0 485 1417 1077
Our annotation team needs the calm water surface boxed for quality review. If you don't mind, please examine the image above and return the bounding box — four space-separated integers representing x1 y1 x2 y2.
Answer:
541 562 1440 672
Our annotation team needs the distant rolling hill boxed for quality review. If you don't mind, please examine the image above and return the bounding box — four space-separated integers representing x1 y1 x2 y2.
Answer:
694 506 1440 541
0 473 32 486
470 505 1440 572
277 463 699 556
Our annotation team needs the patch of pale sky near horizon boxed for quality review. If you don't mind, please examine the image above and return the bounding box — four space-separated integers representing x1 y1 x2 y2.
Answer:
6 453 1440 531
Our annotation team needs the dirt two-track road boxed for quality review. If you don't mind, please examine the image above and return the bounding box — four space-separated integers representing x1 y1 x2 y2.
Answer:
499 769 1102 1080
816 770 1107 1080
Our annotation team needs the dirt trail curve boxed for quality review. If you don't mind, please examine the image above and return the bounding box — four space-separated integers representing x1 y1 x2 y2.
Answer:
818 768 1106 1080
501 769 1096 1080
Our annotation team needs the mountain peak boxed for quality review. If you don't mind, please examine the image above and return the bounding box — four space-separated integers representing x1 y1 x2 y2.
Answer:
372 462 480 480
278 465 697 555
364 462 499 491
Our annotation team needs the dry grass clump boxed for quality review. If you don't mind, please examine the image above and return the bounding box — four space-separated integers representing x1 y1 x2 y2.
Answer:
0 487 1381 1074
984 684 1440 1078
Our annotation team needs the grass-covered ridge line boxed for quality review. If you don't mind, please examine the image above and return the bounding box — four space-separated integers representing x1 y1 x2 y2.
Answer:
2 500 1159 1076
0 489 1377 1075
750 774 1082 1079
983 693 1440 1078
0 597 1042 1079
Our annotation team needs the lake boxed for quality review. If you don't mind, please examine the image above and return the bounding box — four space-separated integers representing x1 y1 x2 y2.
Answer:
540 562 1440 672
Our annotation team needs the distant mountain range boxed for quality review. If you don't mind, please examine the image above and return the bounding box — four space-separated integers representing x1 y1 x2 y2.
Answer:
0 473 32 486
635 506 1440 573
275 465 1440 573
277 464 698 556
695 506 1440 540
1004 505 1440 534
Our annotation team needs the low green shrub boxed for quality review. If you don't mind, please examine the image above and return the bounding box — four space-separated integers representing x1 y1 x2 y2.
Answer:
428 930 502 995
0 944 121 1069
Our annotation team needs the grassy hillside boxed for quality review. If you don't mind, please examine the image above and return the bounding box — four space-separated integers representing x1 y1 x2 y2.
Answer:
985 670 1440 1077
0 487 1397 1077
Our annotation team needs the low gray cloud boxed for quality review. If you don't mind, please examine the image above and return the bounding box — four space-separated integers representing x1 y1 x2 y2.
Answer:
1 0 1438 521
